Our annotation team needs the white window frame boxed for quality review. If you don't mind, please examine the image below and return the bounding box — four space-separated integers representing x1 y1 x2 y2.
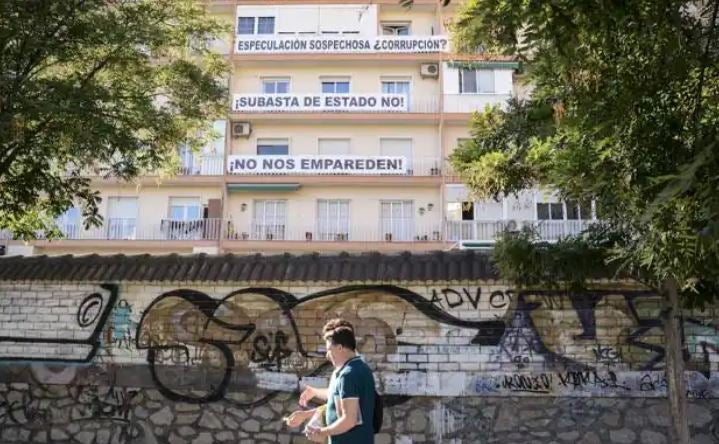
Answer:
106 197 138 240
261 77 291 94
256 138 290 155
317 200 351 241
381 21 411 36
320 77 351 94
253 200 287 240
459 68 495 94
56 206 81 239
168 197 202 221
238 16 276 35
380 200 415 241
318 138 351 155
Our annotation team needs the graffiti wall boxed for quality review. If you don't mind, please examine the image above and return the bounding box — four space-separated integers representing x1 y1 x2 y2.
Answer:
1 280 719 443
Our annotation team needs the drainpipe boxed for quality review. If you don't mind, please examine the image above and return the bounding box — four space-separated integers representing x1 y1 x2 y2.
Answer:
437 2 447 247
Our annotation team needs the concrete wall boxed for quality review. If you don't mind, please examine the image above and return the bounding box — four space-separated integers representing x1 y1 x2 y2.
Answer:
1 280 719 443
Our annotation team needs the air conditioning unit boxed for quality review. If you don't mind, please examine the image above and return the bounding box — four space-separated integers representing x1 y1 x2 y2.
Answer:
231 121 251 138
420 63 439 79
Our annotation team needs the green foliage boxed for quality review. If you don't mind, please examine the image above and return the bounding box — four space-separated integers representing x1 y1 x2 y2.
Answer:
449 98 554 199
453 0 719 305
0 0 229 239
492 229 610 291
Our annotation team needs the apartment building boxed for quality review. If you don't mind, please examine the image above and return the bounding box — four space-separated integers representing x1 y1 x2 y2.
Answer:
5 0 597 256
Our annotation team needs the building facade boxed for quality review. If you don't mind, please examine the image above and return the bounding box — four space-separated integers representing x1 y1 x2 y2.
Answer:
4 0 596 257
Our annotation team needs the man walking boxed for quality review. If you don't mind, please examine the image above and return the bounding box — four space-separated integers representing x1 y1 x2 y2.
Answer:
288 319 375 444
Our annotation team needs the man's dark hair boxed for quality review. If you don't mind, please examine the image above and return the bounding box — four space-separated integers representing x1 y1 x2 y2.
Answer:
323 324 357 351
322 318 354 334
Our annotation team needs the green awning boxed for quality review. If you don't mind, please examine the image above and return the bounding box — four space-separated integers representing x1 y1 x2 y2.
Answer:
227 183 301 192
447 60 522 70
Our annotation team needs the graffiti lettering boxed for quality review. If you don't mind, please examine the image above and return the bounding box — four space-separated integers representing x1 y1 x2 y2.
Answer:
250 330 293 370
501 373 552 393
430 288 482 310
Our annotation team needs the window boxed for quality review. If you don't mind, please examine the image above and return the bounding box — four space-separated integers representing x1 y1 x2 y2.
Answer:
262 78 290 94
165 197 203 240
537 201 592 220
318 138 350 155
257 17 275 34
321 79 350 94
238 17 255 35
536 203 564 220
237 16 275 35
382 79 411 110
380 138 412 174
381 200 414 241
169 197 201 221
317 200 350 241
107 197 138 240
56 207 81 239
257 138 289 155
459 69 495 93
253 200 286 240
382 22 411 36
177 143 197 175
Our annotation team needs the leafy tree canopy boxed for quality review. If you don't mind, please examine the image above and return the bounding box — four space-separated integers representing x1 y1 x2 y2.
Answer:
450 0 719 306
0 0 229 239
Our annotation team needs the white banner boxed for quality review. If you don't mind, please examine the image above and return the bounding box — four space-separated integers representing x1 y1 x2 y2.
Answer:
227 155 407 175
232 94 407 112
235 35 449 54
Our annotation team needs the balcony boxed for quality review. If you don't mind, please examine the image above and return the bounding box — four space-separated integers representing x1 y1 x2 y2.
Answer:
234 35 449 56
224 221 443 245
178 154 224 176
443 94 512 114
226 155 444 178
446 219 600 243
44 218 223 241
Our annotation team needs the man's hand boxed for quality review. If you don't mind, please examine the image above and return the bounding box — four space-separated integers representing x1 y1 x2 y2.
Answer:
299 385 317 407
284 409 313 428
305 425 328 443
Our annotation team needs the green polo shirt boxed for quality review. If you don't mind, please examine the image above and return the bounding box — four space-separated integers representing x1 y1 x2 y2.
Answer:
325 356 375 444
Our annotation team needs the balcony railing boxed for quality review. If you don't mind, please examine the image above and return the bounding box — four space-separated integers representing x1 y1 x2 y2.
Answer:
443 93 512 113
234 34 450 55
446 219 599 242
46 219 223 241
226 155 444 177
178 154 224 176
6 219 598 244
225 221 443 243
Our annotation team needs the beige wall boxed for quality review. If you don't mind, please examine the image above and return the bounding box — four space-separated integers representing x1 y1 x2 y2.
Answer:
226 185 441 237
95 185 222 224
377 9 439 35
231 123 442 161
232 63 440 98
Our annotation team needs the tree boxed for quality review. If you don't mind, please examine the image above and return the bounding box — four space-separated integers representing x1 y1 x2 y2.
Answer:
450 1 719 442
0 0 228 239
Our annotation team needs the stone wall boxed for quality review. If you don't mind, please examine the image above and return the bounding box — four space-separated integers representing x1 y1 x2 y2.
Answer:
0 280 718 443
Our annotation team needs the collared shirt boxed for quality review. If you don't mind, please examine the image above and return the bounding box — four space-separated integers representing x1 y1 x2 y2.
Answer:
325 356 375 444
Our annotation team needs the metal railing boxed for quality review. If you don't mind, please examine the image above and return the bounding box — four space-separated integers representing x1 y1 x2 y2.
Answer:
6 219 599 244
47 218 223 241
224 221 444 243
446 219 599 242
443 93 512 113
178 154 224 176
